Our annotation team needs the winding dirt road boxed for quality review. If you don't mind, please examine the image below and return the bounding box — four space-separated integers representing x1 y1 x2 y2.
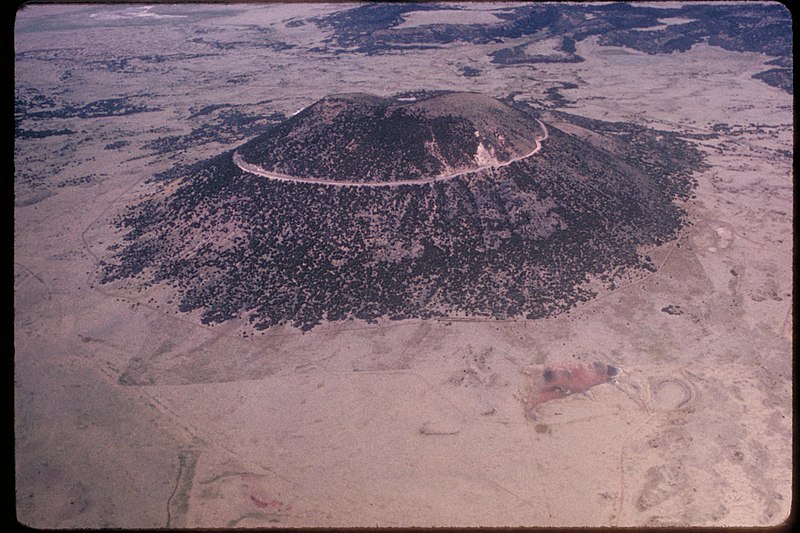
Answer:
233 119 549 188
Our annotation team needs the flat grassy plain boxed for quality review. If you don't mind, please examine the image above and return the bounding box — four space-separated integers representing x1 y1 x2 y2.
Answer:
15 3 791 527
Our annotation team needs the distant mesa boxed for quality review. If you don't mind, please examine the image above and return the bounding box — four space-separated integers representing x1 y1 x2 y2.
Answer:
234 92 546 185
101 91 703 332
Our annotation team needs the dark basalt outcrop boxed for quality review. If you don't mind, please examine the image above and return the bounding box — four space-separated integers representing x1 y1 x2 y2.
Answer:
236 92 543 183
101 92 704 332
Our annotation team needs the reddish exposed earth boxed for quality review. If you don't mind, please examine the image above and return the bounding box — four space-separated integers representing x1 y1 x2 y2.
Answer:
525 361 618 418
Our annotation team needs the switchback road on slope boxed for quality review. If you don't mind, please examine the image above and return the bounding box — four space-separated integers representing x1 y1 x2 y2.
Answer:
233 119 549 188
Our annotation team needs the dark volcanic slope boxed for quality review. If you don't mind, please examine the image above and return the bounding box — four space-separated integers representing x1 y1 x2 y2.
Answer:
236 92 541 183
101 93 704 332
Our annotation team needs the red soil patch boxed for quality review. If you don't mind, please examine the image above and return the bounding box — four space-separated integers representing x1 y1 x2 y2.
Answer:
524 361 617 419
250 494 291 512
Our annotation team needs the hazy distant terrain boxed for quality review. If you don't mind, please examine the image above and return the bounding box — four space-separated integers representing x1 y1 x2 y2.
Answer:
15 2 792 528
